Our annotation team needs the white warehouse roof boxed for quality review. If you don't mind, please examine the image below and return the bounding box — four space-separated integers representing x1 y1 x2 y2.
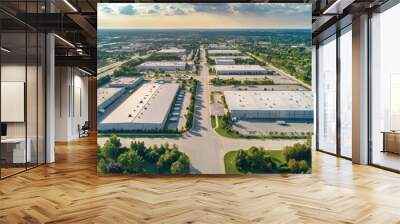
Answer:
210 56 250 60
158 48 186 54
224 91 313 112
208 50 241 55
215 58 235 65
100 83 179 130
214 65 266 73
137 61 186 67
109 76 143 87
208 44 230 49
97 87 124 106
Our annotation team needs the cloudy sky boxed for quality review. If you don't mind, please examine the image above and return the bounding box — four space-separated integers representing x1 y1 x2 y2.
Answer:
98 3 311 29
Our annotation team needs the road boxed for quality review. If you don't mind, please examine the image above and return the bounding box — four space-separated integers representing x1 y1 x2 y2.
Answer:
97 52 152 78
98 46 303 174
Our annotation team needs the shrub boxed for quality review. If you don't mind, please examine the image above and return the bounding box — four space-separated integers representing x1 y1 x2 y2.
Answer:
97 75 111 86
157 149 180 172
117 149 144 174
103 135 127 160
235 147 278 173
283 143 311 166
170 155 190 174
130 141 146 157
107 162 123 173
287 159 300 173
278 166 290 173
98 136 191 174
97 158 108 173
235 149 250 173
298 160 309 173
145 149 160 163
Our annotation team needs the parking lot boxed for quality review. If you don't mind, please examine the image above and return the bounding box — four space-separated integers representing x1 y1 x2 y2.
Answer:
232 119 313 136
210 91 225 116
210 84 307 92
167 89 190 130
216 72 301 85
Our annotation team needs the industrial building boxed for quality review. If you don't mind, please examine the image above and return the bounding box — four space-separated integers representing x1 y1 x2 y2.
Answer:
97 87 125 112
210 56 250 60
224 91 313 120
157 47 186 56
214 65 267 75
214 58 235 65
208 49 242 56
100 83 180 131
208 44 231 50
108 76 144 88
136 61 186 71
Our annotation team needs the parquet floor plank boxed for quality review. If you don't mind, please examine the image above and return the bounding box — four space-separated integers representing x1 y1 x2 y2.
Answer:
0 135 399 223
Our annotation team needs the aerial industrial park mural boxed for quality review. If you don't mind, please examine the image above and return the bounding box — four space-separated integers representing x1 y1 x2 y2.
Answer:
96 3 313 175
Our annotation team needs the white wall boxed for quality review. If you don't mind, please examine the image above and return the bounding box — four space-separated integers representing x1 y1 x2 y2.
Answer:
54 67 89 141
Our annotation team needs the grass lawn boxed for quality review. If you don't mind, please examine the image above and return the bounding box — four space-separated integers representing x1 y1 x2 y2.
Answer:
224 150 286 174
215 125 242 138
224 151 241 174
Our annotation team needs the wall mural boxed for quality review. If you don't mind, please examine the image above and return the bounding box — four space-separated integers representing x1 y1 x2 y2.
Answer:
96 3 313 175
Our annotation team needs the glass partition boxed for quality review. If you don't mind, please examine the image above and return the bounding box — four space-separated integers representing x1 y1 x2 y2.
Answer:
370 3 400 171
1 31 28 177
339 26 352 158
0 1 46 179
317 35 337 154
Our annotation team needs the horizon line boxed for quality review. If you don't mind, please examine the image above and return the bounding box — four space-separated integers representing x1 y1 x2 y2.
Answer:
98 27 311 30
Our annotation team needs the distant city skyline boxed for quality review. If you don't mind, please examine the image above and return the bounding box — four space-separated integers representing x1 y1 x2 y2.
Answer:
98 3 311 29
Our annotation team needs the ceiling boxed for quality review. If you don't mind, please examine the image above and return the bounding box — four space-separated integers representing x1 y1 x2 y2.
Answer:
0 0 98 74
311 0 390 43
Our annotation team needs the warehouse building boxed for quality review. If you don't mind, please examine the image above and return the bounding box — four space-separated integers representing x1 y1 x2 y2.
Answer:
210 56 250 60
97 87 125 112
208 49 242 56
136 61 186 71
214 65 267 75
100 83 180 131
157 48 186 56
224 91 313 120
108 76 144 88
215 58 235 65
208 44 230 50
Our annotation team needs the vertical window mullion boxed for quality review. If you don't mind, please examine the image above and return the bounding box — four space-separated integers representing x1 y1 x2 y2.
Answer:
336 28 341 157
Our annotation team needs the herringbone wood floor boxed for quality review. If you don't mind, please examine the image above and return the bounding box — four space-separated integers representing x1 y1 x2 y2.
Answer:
1 135 400 224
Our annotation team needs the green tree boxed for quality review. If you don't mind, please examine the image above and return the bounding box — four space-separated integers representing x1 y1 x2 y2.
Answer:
117 149 144 174
170 155 190 175
130 141 146 157
262 155 277 172
235 149 250 173
107 162 123 173
247 147 267 171
283 143 311 166
103 135 126 160
145 148 160 163
298 160 309 173
97 158 108 173
288 159 300 173
156 149 180 172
